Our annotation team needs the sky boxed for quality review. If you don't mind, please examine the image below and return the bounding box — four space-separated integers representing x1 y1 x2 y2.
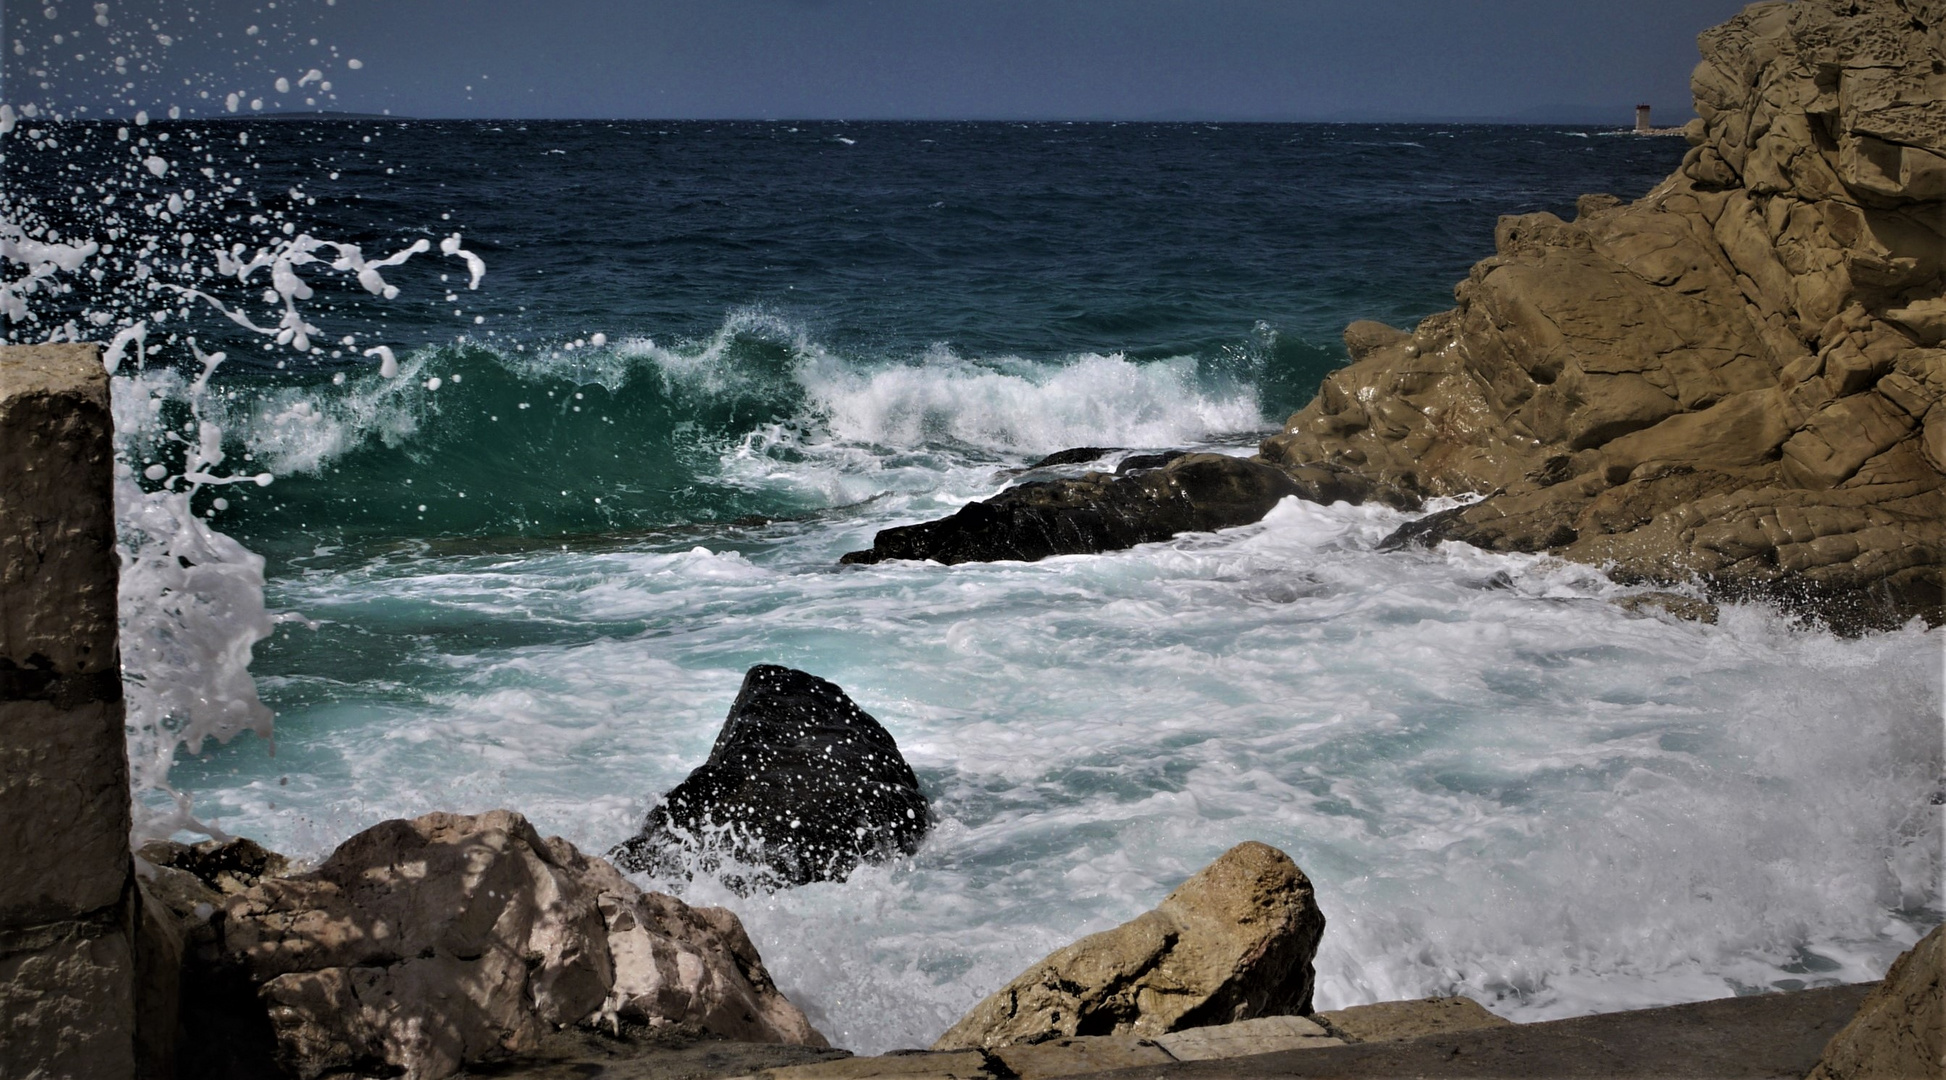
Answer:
4 0 1754 123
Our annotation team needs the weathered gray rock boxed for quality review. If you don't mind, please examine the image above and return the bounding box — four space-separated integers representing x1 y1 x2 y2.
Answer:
612 666 929 892
931 842 1325 1052
152 812 824 1080
0 342 149 1080
1263 0 1946 631
1807 922 1943 1080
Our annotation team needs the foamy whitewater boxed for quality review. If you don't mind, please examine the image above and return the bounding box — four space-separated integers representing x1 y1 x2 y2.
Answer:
167 352 1942 1052
4 4 1941 1057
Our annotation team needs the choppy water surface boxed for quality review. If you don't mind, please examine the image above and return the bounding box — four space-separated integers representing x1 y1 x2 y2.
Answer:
20 120 1938 1053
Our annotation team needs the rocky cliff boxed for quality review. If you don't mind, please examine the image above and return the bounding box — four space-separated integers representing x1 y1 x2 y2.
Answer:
838 0 1942 631
1264 0 1945 630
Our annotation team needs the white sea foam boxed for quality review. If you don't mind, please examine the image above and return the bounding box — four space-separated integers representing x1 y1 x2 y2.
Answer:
793 346 1262 454
173 496 1943 1054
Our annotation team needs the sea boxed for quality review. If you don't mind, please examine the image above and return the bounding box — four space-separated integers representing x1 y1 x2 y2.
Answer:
6 118 1941 1054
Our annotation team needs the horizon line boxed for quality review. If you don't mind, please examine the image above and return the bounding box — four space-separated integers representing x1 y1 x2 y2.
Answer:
47 110 1677 127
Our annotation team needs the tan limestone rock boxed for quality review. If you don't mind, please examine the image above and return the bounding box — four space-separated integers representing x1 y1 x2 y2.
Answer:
1342 320 1408 360
1152 1013 1343 1060
1314 995 1514 1043
178 811 823 1080
930 842 1324 1052
1806 922 1943 1080
1 342 143 1080
1263 0 1945 629
566 845 828 1047
0 930 139 1080
1 343 130 925
991 1035 1174 1078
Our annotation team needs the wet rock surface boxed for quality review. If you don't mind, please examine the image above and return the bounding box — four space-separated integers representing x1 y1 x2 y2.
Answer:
841 454 1412 566
1262 0 1945 630
147 812 823 1080
611 666 929 892
931 841 1325 1052
1023 447 1125 470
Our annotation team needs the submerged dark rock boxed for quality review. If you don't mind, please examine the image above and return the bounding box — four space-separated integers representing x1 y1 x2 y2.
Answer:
1025 446 1125 469
611 665 929 891
1115 449 1190 474
841 453 1416 566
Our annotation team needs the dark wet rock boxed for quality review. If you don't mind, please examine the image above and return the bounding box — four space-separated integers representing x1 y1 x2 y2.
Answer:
611 666 929 891
1026 447 1125 469
1115 450 1190 474
139 836 290 897
841 454 1415 567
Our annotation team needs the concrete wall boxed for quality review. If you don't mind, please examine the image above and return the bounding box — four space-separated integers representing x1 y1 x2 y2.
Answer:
0 343 141 1079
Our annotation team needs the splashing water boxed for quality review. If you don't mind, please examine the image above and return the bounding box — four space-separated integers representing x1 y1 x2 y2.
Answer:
2 0 484 841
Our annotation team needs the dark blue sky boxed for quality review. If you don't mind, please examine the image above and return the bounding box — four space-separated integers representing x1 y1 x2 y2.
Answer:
7 0 1751 122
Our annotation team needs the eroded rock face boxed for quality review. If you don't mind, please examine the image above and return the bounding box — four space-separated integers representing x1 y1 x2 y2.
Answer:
930 841 1325 1052
1 343 148 1080
1807 922 1943 1080
840 453 1415 566
1263 0 1945 630
611 666 929 891
150 812 823 1080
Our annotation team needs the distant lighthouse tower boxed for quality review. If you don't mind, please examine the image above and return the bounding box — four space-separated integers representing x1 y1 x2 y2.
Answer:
1635 104 1653 133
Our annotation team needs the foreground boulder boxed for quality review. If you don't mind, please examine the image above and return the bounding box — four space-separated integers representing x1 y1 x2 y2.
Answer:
1807 922 1943 1080
931 841 1324 1051
841 453 1414 566
1262 0 1944 630
611 665 930 891
147 812 823 1080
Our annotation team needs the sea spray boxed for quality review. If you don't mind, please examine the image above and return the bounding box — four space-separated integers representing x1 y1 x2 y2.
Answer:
2 0 483 840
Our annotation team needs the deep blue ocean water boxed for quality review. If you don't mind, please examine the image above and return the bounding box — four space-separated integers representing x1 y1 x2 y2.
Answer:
10 119 1691 549
7 119 1939 1053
